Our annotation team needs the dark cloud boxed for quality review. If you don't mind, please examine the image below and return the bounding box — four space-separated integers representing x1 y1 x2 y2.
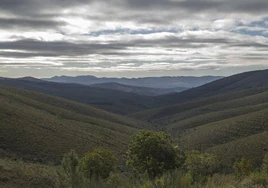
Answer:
0 0 267 32
0 36 233 58
0 0 90 16
0 18 65 30
121 0 268 13
0 39 127 56
231 42 268 48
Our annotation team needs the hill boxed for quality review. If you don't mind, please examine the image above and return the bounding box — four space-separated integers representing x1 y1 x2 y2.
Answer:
44 75 223 89
130 69 268 165
152 69 268 107
91 82 187 96
0 86 150 164
132 69 268 121
0 78 153 115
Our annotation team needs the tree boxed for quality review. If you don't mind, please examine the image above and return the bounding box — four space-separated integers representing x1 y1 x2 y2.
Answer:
233 157 253 177
57 150 85 188
80 148 117 182
126 130 185 179
185 150 218 180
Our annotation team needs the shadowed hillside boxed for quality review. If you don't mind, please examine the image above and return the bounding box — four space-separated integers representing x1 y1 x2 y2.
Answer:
130 69 268 165
0 86 150 164
153 69 268 107
90 82 188 96
0 78 154 115
45 75 223 89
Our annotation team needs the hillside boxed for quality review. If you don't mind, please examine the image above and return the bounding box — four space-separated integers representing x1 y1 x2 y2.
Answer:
130 69 268 165
45 75 223 88
0 78 153 115
91 82 187 96
152 69 268 107
132 69 268 121
0 86 150 164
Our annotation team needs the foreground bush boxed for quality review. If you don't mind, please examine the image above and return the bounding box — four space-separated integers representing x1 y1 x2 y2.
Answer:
127 130 185 179
185 150 218 182
57 150 86 188
81 148 117 182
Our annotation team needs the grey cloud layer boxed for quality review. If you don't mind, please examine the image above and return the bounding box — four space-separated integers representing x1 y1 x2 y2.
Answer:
0 0 267 77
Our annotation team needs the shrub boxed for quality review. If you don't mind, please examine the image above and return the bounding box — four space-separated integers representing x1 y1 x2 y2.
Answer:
126 130 185 179
233 157 253 178
80 148 117 182
56 150 85 188
185 150 218 181
249 172 268 186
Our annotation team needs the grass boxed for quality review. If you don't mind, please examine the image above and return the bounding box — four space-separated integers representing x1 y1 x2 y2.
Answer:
206 132 268 166
0 86 151 164
0 158 57 188
129 70 268 168
178 107 268 150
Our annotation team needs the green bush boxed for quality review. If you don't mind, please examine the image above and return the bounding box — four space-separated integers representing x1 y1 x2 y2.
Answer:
56 150 86 188
185 150 218 182
233 157 253 178
80 148 117 182
249 172 268 186
127 130 185 179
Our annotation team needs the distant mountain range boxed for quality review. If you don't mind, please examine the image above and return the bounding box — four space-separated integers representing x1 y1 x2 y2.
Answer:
91 82 188 96
0 77 153 115
44 75 223 89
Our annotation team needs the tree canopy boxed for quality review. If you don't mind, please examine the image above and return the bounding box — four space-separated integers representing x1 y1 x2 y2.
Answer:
80 148 117 182
126 130 185 179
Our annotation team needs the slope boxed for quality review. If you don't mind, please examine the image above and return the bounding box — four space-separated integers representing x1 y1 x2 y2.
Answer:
0 86 150 164
91 82 187 96
130 69 268 165
153 69 268 107
131 69 268 122
0 78 153 115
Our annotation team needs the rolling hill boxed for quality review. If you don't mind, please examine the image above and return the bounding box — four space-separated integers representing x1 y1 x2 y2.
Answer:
130 69 268 165
132 69 268 121
44 75 223 89
91 82 188 96
0 78 153 115
0 85 150 164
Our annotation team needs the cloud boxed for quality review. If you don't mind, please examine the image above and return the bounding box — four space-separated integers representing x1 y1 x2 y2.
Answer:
0 0 267 77
0 18 65 30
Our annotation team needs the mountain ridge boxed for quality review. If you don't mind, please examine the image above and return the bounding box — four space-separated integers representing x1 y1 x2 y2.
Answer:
44 75 223 89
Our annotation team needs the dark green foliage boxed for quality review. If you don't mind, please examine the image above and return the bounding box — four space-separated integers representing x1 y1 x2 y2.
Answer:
249 172 268 186
185 150 218 181
81 148 117 182
127 130 185 179
0 158 56 188
57 150 85 188
233 157 253 177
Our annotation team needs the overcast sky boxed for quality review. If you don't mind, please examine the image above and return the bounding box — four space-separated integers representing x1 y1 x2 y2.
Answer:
0 0 267 78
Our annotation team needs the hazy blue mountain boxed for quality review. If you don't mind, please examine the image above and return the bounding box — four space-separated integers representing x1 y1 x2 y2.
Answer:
44 75 223 89
0 78 153 115
91 82 188 96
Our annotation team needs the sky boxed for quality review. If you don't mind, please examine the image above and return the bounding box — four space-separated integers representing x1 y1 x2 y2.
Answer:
0 0 267 78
